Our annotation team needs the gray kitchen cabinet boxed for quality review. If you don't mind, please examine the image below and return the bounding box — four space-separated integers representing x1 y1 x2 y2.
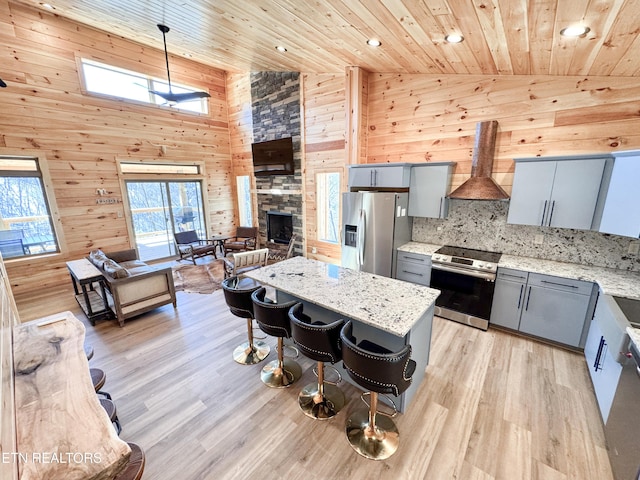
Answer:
491 269 595 348
507 155 610 230
599 150 640 238
584 299 623 423
408 162 454 218
348 164 412 189
518 273 595 347
394 251 431 286
490 268 529 330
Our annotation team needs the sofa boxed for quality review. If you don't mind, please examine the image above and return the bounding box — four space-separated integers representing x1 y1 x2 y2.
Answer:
88 249 176 327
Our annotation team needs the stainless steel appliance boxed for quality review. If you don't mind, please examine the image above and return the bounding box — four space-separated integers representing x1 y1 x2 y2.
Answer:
430 245 502 330
341 192 411 277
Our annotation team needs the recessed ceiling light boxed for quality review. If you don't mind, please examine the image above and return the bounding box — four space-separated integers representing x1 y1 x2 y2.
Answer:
183 52 193 58
275 45 287 52
560 25 591 37
40 2 54 9
444 34 464 44
367 39 382 47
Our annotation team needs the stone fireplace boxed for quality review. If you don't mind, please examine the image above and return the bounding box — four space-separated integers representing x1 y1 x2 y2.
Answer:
250 71 302 256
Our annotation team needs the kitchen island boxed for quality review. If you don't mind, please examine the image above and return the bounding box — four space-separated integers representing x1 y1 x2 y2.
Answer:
244 256 440 412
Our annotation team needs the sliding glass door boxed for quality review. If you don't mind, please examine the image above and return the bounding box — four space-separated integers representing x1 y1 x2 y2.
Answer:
125 181 205 261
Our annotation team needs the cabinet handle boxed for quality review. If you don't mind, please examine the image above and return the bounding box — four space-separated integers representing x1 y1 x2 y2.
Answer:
370 170 374 186
594 336 606 372
524 286 532 311
540 280 579 289
402 255 425 262
517 284 524 310
548 200 556 226
402 270 424 277
501 273 526 280
541 200 548 227
439 197 443 218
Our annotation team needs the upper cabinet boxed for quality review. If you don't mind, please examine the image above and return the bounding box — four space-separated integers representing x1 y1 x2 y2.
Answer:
507 154 611 230
598 150 640 238
408 162 454 218
348 164 412 189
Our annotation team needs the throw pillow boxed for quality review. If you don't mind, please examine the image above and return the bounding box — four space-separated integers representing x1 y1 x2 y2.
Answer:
88 249 109 269
102 259 129 279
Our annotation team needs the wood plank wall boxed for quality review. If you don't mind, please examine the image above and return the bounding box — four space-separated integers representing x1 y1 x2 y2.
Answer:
365 74 640 193
0 1 234 297
301 73 346 263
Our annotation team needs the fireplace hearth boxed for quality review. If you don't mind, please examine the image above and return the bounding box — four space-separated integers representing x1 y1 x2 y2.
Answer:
267 211 293 244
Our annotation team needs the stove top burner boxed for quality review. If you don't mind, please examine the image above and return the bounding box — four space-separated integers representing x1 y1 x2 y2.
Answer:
435 246 502 264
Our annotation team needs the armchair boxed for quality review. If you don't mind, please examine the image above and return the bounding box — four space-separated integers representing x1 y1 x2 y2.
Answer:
223 226 258 255
174 230 217 265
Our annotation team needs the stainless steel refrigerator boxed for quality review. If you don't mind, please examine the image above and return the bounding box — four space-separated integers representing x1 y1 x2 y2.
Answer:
341 192 411 277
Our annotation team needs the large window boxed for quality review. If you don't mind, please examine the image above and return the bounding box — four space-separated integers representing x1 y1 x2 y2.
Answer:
236 176 253 227
316 172 341 243
0 157 59 259
80 58 208 114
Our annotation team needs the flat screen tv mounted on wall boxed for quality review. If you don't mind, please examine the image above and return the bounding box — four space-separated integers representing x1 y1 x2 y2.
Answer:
251 137 294 176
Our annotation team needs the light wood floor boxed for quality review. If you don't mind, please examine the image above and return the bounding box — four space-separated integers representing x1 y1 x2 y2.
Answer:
17 285 614 480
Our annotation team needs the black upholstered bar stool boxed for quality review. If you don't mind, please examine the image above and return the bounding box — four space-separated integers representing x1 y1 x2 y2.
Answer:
288 302 345 419
91 367 112 400
100 397 122 434
251 287 302 388
340 320 416 460
222 276 270 365
114 443 145 480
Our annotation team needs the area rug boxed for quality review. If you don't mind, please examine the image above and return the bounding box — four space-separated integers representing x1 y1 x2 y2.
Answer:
172 260 225 294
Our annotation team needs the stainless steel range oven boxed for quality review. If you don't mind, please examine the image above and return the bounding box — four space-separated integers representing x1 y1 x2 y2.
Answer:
430 246 502 330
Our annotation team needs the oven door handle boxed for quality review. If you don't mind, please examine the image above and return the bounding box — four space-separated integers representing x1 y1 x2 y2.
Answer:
431 263 496 281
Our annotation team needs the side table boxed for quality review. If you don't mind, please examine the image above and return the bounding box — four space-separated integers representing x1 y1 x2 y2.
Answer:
66 259 113 325
211 235 232 257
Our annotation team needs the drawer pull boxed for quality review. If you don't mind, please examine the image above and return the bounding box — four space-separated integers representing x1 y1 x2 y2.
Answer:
402 270 424 277
402 255 426 262
541 280 579 289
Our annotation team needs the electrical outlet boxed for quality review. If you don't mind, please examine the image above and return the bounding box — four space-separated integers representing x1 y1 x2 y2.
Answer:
534 234 544 245
311 247 317 254
629 242 640 255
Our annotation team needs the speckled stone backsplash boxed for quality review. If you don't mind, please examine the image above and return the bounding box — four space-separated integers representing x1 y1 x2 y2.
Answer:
412 199 640 271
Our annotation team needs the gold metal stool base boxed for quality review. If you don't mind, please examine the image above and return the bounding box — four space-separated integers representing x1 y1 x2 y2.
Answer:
233 341 270 365
261 358 302 388
345 409 399 460
299 382 345 419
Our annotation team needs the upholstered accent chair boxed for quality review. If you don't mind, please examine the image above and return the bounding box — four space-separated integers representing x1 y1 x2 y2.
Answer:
174 230 217 265
222 226 258 255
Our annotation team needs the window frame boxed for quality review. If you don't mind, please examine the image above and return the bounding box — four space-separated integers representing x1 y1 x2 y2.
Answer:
0 150 65 261
77 57 210 116
315 170 341 244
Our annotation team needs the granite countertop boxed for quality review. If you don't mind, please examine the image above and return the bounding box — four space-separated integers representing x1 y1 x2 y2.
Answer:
243 256 440 337
398 241 640 301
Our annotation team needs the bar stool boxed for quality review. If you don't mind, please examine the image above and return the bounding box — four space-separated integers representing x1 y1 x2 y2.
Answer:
100 397 122 434
91 367 112 400
114 443 145 480
251 287 302 388
222 276 270 365
288 302 345 419
340 320 416 460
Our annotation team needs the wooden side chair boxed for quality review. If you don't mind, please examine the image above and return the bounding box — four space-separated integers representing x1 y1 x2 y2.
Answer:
223 226 258 255
223 248 269 278
268 234 296 264
174 230 217 265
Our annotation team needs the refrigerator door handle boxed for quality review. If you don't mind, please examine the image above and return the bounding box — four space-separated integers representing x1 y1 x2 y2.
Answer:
358 208 366 267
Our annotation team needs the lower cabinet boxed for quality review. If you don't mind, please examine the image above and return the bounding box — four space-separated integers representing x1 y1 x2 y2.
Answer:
490 268 596 348
584 313 622 423
395 251 431 286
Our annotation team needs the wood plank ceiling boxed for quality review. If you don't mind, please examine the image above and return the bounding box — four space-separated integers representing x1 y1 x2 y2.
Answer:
10 0 640 76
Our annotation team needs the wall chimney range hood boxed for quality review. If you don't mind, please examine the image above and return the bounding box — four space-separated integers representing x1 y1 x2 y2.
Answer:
448 120 510 200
